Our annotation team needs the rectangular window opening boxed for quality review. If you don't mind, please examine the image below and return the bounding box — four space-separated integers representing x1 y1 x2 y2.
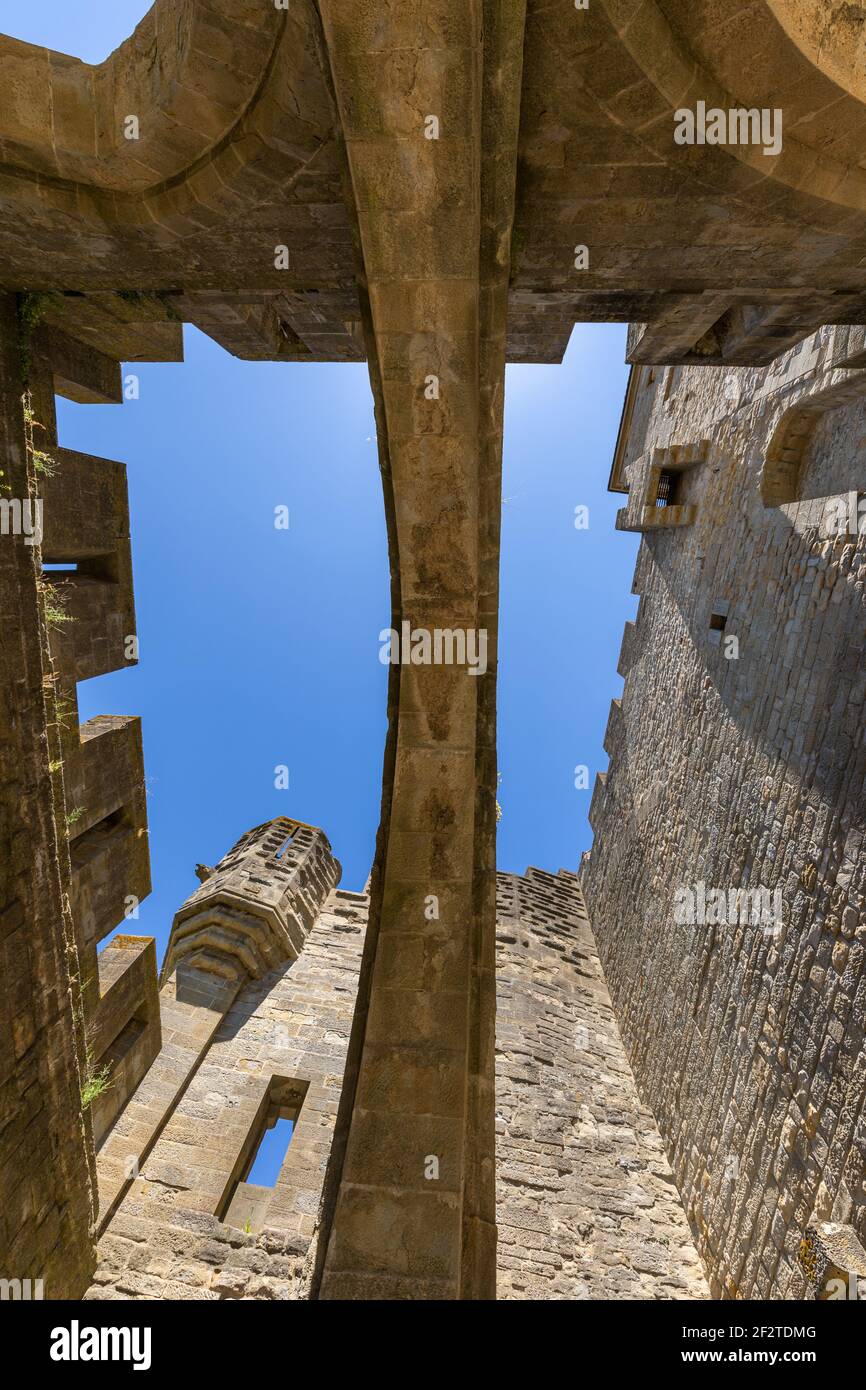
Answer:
246 1116 295 1187
655 470 682 507
709 601 730 645
219 1077 308 1230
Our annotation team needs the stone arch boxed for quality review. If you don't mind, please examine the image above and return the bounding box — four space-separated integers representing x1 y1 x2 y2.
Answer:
761 406 823 506
761 371 866 506
0 1 349 250
0 2 284 192
598 0 866 215
766 1 866 102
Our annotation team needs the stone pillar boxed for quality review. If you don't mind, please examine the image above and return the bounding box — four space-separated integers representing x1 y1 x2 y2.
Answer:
315 2 526 1299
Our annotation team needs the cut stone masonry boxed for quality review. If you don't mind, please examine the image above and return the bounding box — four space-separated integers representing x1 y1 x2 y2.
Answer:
582 322 866 1299
86 819 707 1301
3 0 866 1300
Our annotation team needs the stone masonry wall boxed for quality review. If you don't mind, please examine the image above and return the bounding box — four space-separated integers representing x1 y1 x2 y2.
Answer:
495 867 706 1299
88 841 707 1299
582 328 866 1299
0 292 97 1299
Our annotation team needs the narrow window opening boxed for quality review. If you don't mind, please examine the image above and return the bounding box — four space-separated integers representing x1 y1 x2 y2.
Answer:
655 469 682 507
274 831 295 859
43 553 117 582
220 1077 308 1232
709 601 729 645
246 1116 295 1187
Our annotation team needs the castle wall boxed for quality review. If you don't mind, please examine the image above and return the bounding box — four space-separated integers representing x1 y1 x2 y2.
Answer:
0 294 177 1295
582 328 866 1298
88 835 706 1300
0 292 97 1299
495 868 706 1299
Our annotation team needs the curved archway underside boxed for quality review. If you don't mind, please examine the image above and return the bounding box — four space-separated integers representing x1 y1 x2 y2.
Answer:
3 1 866 367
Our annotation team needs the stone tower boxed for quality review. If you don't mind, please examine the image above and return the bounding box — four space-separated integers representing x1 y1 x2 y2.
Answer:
90 817 367 1298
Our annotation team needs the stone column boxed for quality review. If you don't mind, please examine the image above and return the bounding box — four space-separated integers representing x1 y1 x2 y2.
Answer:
316 2 526 1300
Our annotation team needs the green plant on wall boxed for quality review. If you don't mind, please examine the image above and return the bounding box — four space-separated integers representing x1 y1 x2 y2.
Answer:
22 391 56 476
36 576 73 631
53 695 76 731
81 1054 113 1109
117 287 181 321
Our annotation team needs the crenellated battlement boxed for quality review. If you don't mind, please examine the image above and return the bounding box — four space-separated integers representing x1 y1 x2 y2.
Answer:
0 294 170 1297
31 323 162 1141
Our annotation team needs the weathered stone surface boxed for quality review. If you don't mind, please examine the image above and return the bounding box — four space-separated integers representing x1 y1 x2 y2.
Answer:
0 299 159 1295
5 5 866 364
164 819 340 984
5 0 866 1301
798 1220 866 1299
87 935 160 1148
89 821 705 1301
496 868 707 1300
0 292 96 1298
582 322 866 1300
312 0 526 1300
90 823 365 1301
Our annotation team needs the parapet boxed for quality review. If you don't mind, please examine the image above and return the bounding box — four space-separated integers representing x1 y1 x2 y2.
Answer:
85 935 160 1148
66 715 150 953
162 817 341 986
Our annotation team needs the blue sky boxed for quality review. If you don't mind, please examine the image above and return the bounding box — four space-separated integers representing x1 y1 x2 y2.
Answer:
3 3 639 962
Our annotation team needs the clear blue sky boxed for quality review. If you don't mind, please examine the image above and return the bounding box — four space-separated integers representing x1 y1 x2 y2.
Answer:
3 3 639 963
